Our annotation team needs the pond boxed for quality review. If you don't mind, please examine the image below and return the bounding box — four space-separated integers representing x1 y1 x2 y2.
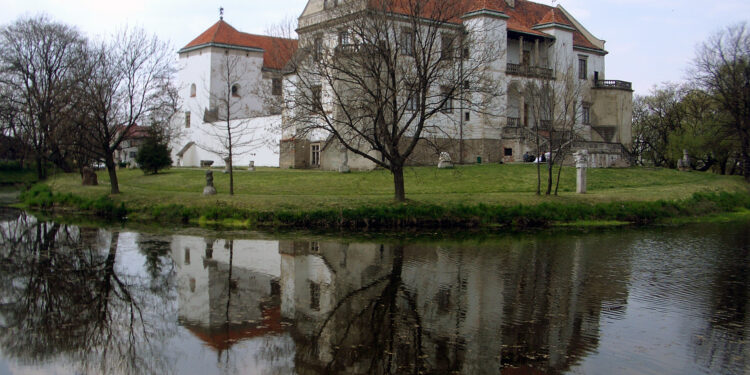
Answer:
0 209 747 374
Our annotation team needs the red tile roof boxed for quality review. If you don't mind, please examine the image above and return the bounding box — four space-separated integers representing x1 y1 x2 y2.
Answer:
181 20 298 70
369 0 602 52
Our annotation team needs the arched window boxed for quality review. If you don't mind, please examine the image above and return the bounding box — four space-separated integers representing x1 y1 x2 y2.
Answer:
231 84 240 97
190 83 196 97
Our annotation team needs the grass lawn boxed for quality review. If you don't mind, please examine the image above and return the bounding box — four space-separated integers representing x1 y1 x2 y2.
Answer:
40 164 749 212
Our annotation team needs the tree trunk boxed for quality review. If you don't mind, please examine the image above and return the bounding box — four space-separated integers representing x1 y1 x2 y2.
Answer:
35 155 46 181
228 159 234 196
105 154 120 194
545 159 553 195
392 165 406 202
554 162 563 195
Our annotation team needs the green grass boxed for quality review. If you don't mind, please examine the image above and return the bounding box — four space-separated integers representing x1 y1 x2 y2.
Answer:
17 164 750 229
38 164 748 213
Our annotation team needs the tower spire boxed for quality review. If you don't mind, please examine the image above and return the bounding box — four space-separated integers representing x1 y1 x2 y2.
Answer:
220 6 224 20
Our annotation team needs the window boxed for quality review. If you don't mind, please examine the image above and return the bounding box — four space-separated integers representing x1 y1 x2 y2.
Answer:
406 90 419 111
578 56 588 80
190 83 196 97
440 86 453 113
185 111 191 128
310 241 320 253
272 78 282 96
462 46 470 60
401 29 414 56
504 148 513 156
338 30 350 46
463 80 470 90
184 248 191 265
311 144 320 166
309 282 320 311
441 33 455 60
231 84 240 97
582 103 591 125
129 151 136 159
311 85 322 111
464 112 470 121
313 36 323 61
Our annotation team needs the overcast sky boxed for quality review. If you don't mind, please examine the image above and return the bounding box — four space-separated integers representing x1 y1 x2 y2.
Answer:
2 0 749 95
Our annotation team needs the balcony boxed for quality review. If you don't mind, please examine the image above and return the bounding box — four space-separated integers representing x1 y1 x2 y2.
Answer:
506 63 554 79
335 44 360 55
594 80 632 91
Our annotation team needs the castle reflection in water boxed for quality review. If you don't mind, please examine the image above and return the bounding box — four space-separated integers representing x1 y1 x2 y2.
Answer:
170 233 631 374
2 211 747 375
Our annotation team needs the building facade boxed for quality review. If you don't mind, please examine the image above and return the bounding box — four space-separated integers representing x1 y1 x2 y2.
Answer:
172 19 297 168
281 0 633 170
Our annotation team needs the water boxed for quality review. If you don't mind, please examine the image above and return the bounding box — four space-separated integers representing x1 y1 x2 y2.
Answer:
0 208 748 375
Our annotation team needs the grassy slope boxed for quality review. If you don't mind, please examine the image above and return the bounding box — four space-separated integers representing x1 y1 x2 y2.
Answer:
42 164 749 212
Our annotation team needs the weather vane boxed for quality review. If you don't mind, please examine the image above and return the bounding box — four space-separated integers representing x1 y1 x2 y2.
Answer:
220 7 224 20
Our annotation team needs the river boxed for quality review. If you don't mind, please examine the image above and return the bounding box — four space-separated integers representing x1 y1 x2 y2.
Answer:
0 208 747 375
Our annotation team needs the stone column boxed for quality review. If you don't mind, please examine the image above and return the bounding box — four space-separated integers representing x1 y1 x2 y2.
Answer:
575 150 588 194
338 145 350 173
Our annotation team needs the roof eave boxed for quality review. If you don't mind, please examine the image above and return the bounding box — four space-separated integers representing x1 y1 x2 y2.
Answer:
178 43 265 55
461 9 510 20
573 45 608 55
531 23 577 32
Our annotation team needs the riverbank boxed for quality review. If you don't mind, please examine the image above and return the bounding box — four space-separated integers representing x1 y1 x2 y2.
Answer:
15 164 750 230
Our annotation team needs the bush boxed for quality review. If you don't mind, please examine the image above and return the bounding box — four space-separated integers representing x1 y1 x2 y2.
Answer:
135 135 172 174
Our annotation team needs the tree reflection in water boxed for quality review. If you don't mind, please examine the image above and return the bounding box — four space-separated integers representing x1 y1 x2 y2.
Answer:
0 211 177 374
0 209 748 375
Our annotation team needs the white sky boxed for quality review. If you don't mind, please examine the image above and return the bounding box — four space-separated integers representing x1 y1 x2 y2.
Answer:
2 0 749 95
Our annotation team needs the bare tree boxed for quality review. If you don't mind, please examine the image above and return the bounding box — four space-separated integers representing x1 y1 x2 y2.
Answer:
80 27 175 194
693 22 750 181
524 60 583 195
0 15 86 179
285 0 503 202
197 54 274 195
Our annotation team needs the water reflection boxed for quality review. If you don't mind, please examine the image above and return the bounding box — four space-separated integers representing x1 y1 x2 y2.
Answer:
0 209 748 374
0 211 177 374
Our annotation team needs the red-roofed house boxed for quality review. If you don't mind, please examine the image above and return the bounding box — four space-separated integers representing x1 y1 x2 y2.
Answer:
281 0 633 169
173 18 298 168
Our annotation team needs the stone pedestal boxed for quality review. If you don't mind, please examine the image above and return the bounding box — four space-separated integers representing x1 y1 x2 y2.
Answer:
338 148 350 173
222 157 232 174
203 170 217 195
574 150 588 194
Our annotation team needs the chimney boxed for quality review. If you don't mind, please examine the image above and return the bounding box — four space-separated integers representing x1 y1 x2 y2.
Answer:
505 0 515 7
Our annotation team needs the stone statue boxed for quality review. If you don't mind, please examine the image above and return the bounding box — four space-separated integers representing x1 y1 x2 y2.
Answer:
338 145 350 173
438 152 454 169
677 149 691 171
203 170 217 195
81 167 98 186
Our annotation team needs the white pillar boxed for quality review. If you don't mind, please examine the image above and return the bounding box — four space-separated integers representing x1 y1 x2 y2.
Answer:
575 150 588 194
